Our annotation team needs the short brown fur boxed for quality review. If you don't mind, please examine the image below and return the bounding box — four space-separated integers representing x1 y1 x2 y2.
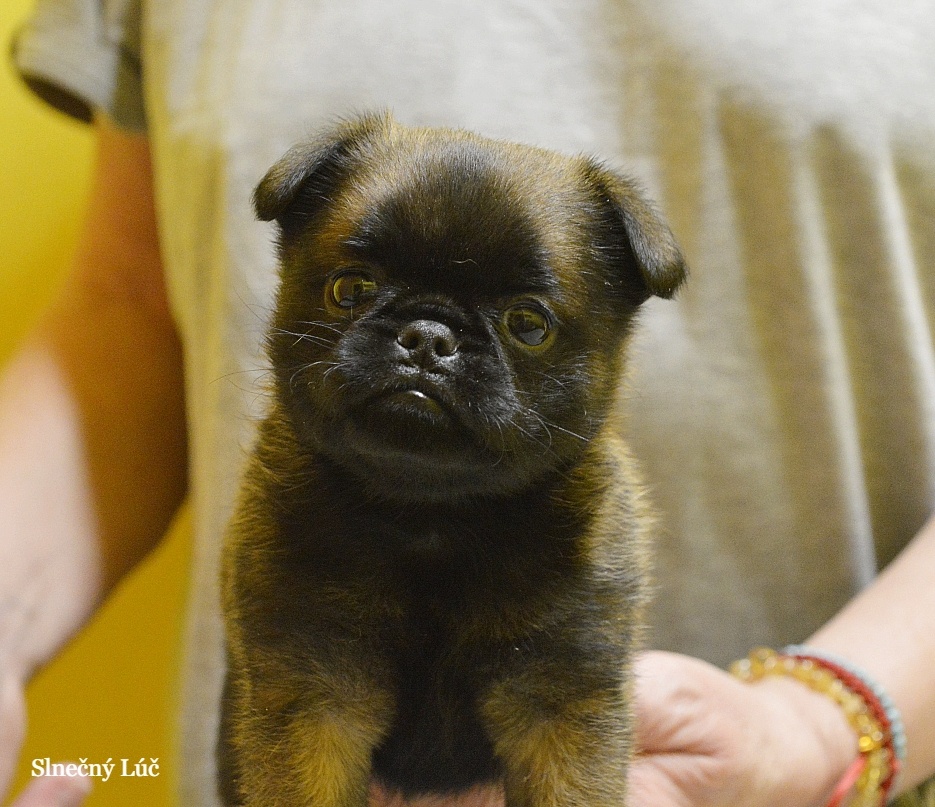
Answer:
220 114 684 807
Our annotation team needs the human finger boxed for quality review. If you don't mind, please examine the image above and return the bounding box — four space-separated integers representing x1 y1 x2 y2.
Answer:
8 771 91 807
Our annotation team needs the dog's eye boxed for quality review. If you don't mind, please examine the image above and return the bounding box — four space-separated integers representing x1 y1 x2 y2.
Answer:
330 270 378 309
504 305 552 347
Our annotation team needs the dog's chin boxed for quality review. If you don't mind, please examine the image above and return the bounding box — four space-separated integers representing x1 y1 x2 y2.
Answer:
310 392 527 501
349 388 474 456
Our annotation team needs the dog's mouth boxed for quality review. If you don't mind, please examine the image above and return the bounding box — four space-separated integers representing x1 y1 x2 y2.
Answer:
332 374 496 466
319 370 554 494
363 379 458 428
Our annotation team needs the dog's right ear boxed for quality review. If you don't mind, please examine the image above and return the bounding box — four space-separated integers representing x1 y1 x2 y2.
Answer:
253 113 390 237
583 160 687 304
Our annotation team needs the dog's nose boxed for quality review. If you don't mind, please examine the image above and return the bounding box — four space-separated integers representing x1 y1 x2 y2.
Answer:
397 319 459 363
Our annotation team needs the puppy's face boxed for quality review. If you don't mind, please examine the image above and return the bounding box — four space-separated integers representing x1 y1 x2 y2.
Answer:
256 115 684 501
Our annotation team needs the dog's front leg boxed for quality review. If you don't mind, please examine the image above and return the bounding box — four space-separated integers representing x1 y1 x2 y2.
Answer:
227 660 395 807
479 667 632 807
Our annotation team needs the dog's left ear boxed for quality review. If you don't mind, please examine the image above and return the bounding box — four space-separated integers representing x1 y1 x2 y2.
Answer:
254 113 391 238
585 161 687 303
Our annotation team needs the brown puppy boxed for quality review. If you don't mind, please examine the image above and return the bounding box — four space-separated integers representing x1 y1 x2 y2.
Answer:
219 114 685 807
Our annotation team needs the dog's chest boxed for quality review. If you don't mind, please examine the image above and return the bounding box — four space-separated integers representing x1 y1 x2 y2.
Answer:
370 569 504 794
319 522 544 792
278 496 591 793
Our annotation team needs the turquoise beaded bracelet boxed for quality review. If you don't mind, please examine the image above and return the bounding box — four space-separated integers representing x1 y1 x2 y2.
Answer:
783 645 907 765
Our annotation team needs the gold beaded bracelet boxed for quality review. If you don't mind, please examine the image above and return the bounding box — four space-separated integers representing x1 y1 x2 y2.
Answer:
730 647 897 807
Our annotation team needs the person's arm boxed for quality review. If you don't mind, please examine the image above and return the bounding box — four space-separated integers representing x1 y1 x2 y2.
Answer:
0 116 187 801
808 513 935 791
628 517 935 807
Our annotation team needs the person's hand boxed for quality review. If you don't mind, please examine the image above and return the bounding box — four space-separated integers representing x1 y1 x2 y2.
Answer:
0 673 90 807
628 651 858 807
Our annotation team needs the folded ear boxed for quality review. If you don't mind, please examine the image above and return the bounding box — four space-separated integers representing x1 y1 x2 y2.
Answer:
584 160 687 302
253 112 391 236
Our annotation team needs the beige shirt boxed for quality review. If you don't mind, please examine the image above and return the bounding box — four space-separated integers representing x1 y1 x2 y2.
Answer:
15 1 935 803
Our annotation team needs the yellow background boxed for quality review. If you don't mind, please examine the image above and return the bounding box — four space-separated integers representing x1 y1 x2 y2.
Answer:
1 1 187 804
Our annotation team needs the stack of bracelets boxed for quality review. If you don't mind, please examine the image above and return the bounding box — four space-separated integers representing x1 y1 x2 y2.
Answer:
730 646 907 807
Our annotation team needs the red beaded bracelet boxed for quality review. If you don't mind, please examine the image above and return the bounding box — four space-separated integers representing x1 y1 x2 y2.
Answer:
784 650 902 805
730 648 900 807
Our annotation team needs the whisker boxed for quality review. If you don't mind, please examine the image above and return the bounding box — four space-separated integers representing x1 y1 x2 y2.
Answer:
295 320 345 336
538 420 588 442
211 367 275 384
322 362 344 381
512 419 560 458
531 369 578 391
288 360 341 389
289 366 305 388
525 409 554 448
268 327 337 349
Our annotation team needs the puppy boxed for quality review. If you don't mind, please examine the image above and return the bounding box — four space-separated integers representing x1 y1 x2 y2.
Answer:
219 113 685 807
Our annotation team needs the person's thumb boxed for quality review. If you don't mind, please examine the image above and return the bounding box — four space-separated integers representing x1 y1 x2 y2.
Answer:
9 770 91 807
